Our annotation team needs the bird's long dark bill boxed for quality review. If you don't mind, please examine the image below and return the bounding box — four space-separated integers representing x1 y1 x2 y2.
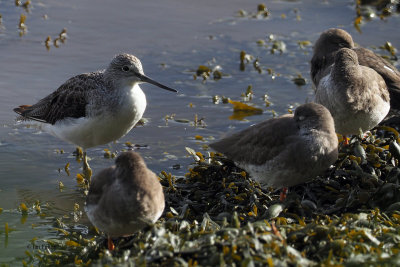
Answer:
137 73 178 93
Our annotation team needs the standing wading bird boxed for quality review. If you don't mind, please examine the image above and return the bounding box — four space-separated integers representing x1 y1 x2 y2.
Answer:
13 54 178 176
311 28 400 108
85 151 165 250
209 103 338 200
311 28 399 142
314 47 390 140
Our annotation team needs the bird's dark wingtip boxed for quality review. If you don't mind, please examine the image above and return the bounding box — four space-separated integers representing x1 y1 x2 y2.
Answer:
13 107 23 115
13 105 31 115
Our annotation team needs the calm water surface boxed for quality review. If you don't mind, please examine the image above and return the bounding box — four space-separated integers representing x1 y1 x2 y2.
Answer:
0 0 399 263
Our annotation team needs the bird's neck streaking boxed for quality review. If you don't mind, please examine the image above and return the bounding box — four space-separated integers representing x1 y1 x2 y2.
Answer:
103 67 143 89
106 77 139 92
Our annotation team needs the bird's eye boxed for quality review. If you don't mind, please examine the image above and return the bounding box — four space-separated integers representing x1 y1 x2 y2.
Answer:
122 66 130 72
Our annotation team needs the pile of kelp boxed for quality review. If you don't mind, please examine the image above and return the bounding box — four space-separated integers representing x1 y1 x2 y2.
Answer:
25 126 400 266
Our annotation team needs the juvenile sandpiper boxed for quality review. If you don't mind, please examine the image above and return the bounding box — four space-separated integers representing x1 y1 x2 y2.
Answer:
311 28 400 110
311 29 392 140
14 54 178 173
315 47 390 137
210 103 338 199
85 151 165 250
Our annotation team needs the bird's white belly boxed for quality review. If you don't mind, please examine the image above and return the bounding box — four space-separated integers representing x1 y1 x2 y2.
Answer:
334 101 389 135
43 85 147 149
316 74 390 135
240 162 297 188
236 132 337 188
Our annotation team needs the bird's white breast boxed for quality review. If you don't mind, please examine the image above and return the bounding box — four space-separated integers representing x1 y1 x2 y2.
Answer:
316 72 389 135
237 129 336 188
43 84 147 149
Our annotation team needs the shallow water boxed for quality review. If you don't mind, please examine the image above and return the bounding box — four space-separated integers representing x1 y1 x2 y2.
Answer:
0 0 399 264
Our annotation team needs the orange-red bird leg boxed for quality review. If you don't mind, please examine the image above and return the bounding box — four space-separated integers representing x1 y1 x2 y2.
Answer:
280 187 288 202
343 135 349 146
271 221 284 241
108 236 115 251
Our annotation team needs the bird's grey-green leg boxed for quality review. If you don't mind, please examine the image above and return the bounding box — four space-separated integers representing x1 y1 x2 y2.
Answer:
83 151 92 180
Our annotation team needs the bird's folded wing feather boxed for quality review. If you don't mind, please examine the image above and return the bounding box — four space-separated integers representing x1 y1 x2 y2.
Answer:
14 73 102 124
310 53 334 87
210 115 297 165
86 167 115 206
355 47 400 108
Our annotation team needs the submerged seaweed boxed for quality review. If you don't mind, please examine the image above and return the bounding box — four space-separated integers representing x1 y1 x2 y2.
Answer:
191 62 229 82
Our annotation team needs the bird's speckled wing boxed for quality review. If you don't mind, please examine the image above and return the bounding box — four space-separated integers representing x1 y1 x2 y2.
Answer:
210 115 298 165
354 47 400 108
14 72 103 125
